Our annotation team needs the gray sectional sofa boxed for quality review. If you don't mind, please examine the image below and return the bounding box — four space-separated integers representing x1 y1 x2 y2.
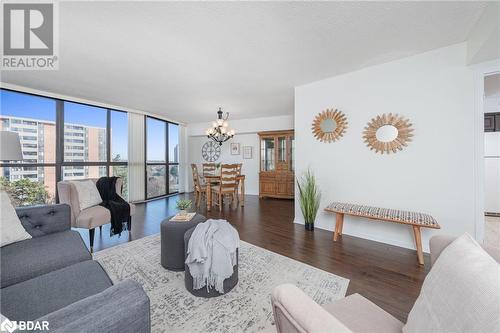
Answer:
0 204 150 333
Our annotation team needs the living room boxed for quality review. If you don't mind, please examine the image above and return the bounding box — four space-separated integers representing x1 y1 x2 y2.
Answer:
1 1 499 333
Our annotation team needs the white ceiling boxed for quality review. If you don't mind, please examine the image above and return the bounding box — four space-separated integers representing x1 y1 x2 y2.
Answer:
1 1 487 123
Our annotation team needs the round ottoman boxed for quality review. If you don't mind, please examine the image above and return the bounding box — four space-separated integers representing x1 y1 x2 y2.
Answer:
160 213 206 271
183 226 239 298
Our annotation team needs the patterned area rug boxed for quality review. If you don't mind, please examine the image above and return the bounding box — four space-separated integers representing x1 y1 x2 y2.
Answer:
94 234 349 333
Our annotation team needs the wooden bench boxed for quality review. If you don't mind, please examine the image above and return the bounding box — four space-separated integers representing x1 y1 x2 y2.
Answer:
324 202 440 265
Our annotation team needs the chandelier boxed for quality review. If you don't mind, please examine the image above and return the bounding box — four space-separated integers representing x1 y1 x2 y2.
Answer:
205 107 235 145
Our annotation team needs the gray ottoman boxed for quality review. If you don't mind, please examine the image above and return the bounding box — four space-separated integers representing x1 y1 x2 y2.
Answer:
183 226 239 298
160 213 206 271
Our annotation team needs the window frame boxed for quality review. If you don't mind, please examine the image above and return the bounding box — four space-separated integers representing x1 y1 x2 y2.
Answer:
144 115 179 200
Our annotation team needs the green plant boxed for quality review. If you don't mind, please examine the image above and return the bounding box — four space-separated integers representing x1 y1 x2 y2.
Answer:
297 170 321 224
176 199 192 211
0 177 50 207
112 155 128 199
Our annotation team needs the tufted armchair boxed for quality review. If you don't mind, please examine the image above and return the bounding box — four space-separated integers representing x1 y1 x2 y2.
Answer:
57 178 135 252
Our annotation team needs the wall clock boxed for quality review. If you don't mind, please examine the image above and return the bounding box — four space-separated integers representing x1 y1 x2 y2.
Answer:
202 141 221 162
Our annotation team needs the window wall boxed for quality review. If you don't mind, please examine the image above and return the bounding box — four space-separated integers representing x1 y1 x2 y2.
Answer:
145 116 179 199
1 90 57 204
0 89 130 205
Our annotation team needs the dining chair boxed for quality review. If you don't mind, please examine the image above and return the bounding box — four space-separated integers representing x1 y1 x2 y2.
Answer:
202 163 217 176
191 164 206 207
211 164 239 212
235 163 243 200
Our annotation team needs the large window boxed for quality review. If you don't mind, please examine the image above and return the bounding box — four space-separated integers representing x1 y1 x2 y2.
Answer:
0 90 57 204
0 89 129 205
145 117 179 199
1 89 179 205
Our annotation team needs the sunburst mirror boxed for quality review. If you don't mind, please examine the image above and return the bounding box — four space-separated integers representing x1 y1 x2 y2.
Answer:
312 109 348 143
363 113 414 154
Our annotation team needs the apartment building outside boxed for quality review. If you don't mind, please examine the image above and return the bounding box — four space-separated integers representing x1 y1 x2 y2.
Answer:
0 115 107 201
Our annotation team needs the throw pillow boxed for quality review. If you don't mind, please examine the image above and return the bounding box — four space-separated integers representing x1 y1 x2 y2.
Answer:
71 180 102 210
403 233 500 333
0 191 32 247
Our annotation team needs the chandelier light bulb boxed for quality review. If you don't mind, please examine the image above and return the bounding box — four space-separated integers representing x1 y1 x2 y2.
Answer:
223 121 228 128
217 119 223 126
212 121 217 128
220 127 226 134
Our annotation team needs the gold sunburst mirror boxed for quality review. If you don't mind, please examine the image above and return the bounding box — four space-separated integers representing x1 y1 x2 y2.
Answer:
312 109 348 143
363 113 414 154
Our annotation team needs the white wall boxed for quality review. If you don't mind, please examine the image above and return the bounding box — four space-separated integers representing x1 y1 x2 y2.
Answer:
187 115 294 194
295 43 475 252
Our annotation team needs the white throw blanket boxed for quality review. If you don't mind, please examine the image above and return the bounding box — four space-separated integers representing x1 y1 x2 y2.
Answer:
185 219 239 293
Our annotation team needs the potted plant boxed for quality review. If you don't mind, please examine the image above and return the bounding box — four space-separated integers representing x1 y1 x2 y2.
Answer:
176 199 192 216
297 169 321 231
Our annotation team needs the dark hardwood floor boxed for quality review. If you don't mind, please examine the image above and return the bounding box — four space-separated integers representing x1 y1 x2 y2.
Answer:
79 193 428 323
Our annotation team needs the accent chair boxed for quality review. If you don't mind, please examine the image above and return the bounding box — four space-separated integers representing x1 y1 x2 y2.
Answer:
57 178 135 252
267 235 500 333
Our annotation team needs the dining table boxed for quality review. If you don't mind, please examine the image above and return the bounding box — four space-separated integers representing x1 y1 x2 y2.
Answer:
204 174 246 211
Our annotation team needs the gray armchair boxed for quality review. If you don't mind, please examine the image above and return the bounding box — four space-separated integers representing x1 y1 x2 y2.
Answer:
57 178 135 252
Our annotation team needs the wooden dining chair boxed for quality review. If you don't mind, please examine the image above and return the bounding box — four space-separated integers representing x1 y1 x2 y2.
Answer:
191 164 206 207
202 163 216 176
235 163 243 200
212 164 239 212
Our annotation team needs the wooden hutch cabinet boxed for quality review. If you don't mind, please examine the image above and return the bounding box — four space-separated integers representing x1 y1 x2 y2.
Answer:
258 130 294 199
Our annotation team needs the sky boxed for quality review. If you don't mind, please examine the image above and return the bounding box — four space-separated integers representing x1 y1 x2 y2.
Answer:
1 90 179 161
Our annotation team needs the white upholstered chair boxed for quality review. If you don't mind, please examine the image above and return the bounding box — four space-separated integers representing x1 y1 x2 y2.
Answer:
266 235 500 333
57 178 135 252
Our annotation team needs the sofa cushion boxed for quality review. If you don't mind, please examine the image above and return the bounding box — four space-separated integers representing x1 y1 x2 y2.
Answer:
323 293 403 333
0 260 112 321
0 191 31 247
34 280 150 333
16 204 71 237
0 230 91 288
404 233 500 333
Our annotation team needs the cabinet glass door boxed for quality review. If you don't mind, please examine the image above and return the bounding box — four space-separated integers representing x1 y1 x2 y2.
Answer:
261 138 275 171
290 136 295 171
278 136 287 163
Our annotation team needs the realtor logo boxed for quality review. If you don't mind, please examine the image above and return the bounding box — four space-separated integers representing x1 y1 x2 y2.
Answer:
1 1 59 70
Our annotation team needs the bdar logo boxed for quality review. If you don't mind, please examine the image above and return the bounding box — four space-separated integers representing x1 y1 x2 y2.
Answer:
0 318 16 333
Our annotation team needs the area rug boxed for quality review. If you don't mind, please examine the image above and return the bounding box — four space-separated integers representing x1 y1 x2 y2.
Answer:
94 234 349 333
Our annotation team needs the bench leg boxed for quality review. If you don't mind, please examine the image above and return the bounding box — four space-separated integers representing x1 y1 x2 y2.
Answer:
333 213 344 241
412 226 424 265
338 214 344 235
